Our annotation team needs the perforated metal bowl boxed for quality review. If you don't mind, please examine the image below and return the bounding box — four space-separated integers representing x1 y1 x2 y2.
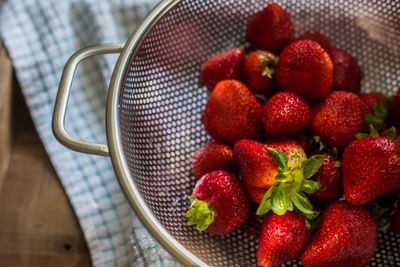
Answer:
53 0 400 266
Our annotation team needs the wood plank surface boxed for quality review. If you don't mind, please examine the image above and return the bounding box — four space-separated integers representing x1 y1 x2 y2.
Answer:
0 58 92 267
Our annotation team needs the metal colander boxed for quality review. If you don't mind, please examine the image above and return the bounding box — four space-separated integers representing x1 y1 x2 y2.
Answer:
53 0 400 266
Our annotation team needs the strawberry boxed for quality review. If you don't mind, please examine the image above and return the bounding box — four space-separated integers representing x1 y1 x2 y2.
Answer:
257 211 311 267
310 154 342 204
301 201 377 267
245 3 295 53
310 91 364 150
234 139 324 218
234 140 279 204
359 92 385 114
241 50 278 95
390 88 400 127
262 92 311 138
391 204 400 234
191 141 236 179
200 48 245 90
186 170 250 235
359 92 389 131
330 47 362 93
294 132 310 155
297 31 332 52
342 136 400 205
276 40 333 102
202 80 264 144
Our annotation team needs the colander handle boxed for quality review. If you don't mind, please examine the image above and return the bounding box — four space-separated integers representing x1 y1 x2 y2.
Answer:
52 43 124 156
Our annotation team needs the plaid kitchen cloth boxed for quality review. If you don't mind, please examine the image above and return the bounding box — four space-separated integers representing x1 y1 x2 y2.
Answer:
0 0 179 266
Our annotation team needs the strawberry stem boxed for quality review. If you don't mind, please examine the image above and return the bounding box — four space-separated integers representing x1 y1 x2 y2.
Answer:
363 97 389 130
386 127 397 139
186 197 215 232
356 125 384 140
261 56 278 78
311 136 339 158
256 150 323 217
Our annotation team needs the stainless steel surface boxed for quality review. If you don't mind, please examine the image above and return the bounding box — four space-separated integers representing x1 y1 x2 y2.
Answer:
58 0 400 266
52 43 124 156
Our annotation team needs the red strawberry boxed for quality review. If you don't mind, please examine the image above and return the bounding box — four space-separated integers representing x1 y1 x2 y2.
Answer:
294 133 310 155
234 140 279 204
191 141 236 179
301 201 377 267
262 92 311 138
391 204 400 234
390 88 400 127
359 92 385 114
297 31 332 52
359 92 389 131
246 3 295 53
234 139 323 218
330 47 362 93
241 50 278 95
310 154 342 203
202 80 264 144
342 137 400 205
310 91 364 149
186 170 249 235
257 212 311 267
200 48 245 90
276 40 333 102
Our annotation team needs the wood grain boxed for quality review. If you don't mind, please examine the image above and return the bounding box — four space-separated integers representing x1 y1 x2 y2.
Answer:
0 55 92 267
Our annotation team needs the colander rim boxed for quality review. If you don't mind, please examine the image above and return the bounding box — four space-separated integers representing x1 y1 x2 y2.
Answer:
106 0 207 266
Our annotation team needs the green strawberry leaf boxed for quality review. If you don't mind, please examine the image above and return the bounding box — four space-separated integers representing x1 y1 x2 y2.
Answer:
267 148 288 170
256 187 275 216
303 210 320 221
302 155 325 179
313 136 325 152
376 218 391 231
374 97 389 118
386 127 397 139
311 136 339 159
271 186 289 215
364 113 383 125
363 98 389 130
291 192 315 215
334 160 341 168
256 199 272 216
369 125 380 137
261 56 278 78
355 132 369 139
365 201 395 231
355 125 380 139
287 198 294 212
395 137 400 144
186 197 215 232
302 180 321 195
275 169 292 183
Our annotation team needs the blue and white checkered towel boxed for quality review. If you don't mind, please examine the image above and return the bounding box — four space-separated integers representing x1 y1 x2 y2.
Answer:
0 0 178 266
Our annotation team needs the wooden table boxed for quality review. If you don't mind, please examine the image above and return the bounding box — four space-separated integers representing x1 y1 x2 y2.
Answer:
0 50 92 267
